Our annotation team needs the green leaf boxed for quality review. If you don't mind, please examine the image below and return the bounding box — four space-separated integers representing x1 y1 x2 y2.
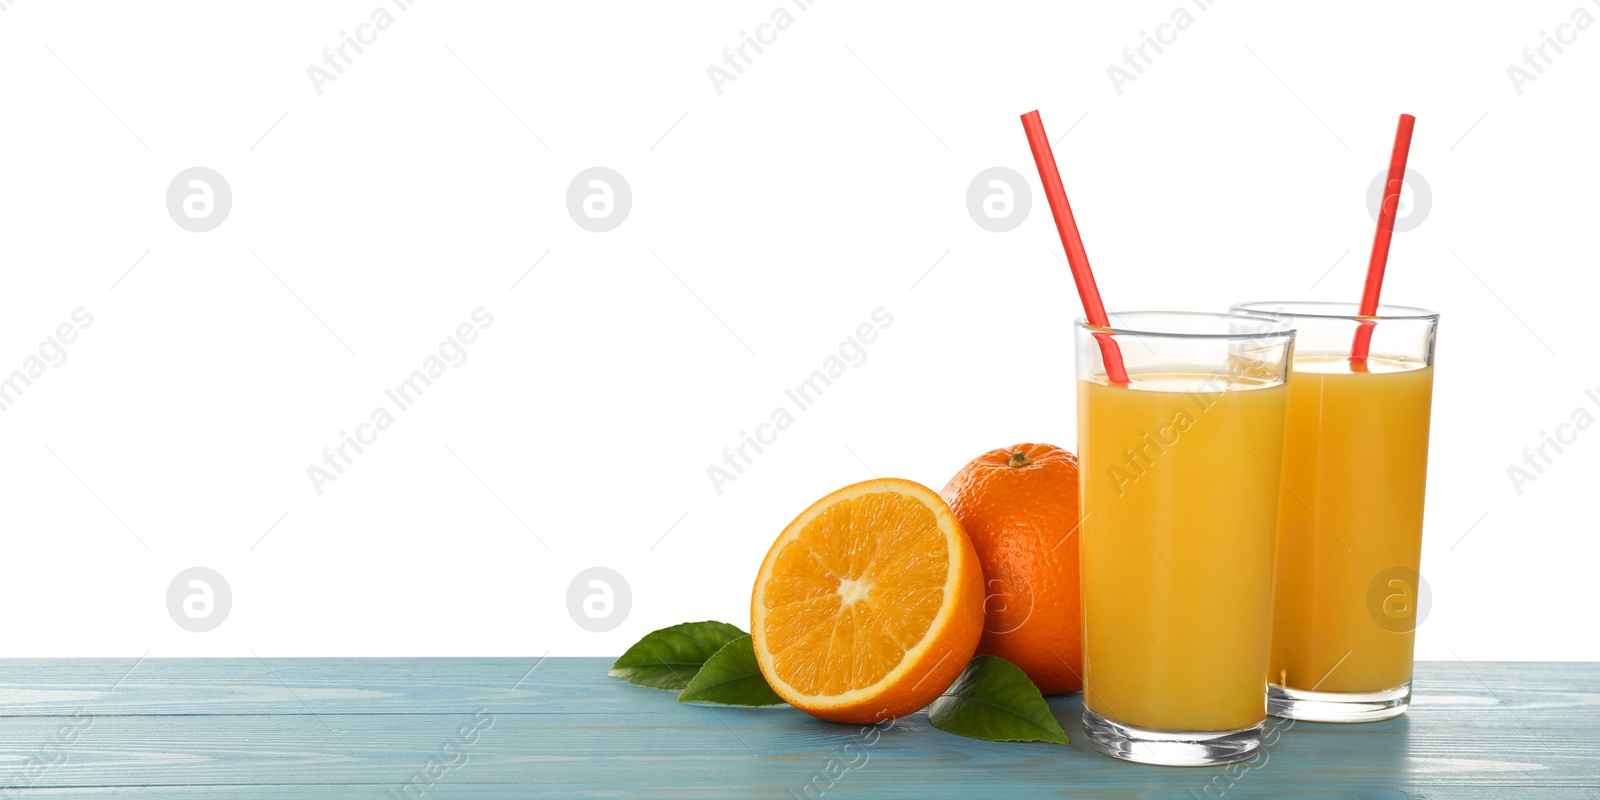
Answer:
927 655 1069 745
678 636 785 707
609 621 747 690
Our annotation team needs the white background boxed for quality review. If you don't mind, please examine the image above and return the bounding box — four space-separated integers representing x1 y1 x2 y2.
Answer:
0 1 1594 660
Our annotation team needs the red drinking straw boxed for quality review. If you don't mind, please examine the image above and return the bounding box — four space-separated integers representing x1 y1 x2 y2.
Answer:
1350 113 1417 365
1020 110 1129 386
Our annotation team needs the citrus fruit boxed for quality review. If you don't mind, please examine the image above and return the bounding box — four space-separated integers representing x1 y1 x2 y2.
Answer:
750 478 985 723
940 443 1083 694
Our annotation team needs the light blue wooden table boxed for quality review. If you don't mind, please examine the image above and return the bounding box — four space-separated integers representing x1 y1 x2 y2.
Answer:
0 658 1596 797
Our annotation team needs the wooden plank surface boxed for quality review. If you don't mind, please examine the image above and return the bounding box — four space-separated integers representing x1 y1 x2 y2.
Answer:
0 659 1597 798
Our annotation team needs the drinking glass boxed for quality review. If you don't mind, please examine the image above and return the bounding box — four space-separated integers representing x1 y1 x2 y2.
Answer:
1233 301 1438 722
1077 311 1295 765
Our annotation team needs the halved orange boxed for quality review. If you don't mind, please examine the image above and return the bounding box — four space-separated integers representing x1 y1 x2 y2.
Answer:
751 478 985 723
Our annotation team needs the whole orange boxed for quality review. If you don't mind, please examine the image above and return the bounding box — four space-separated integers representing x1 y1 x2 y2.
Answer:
940 443 1083 695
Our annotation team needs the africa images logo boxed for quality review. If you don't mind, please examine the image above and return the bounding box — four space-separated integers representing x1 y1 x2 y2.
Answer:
166 168 231 233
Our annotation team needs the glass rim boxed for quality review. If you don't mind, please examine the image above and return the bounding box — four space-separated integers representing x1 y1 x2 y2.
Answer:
1232 300 1440 322
1074 310 1295 340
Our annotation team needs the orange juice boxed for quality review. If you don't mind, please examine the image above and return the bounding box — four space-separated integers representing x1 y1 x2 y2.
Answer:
1269 356 1434 694
1079 372 1288 732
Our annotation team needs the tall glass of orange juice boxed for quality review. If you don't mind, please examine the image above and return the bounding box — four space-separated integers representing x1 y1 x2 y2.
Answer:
1077 311 1294 766
1234 301 1438 723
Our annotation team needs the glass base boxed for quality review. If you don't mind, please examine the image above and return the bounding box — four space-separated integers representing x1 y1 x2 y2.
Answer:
1267 681 1410 723
1081 709 1262 767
